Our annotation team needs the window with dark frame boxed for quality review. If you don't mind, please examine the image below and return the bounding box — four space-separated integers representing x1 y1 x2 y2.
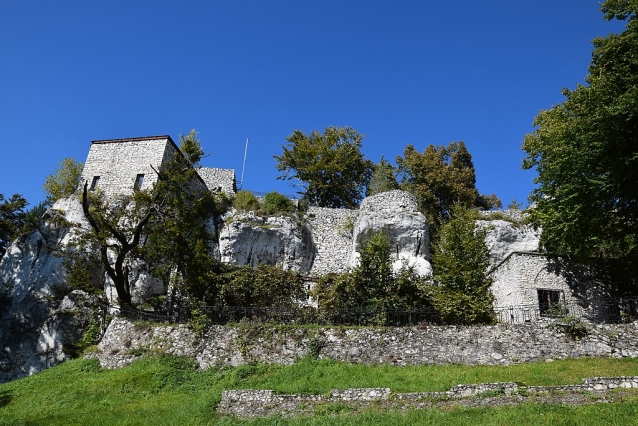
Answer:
537 289 562 315
134 174 144 191
90 176 100 191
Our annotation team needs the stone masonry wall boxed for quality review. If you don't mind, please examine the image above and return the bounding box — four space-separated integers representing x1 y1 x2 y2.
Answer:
307 206 358 276
198 167 236 195
219 377 638 418
93 317 638 371
490 252 613 309
81 137 176 197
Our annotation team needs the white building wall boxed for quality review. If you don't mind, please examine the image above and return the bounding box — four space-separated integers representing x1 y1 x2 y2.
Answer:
490 252 611 309
80 136 177 197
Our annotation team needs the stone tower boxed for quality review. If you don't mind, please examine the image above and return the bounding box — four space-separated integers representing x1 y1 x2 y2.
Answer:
80 135 178 197
80 135 237 197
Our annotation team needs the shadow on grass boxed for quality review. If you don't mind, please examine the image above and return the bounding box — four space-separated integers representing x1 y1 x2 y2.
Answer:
0 389 12 407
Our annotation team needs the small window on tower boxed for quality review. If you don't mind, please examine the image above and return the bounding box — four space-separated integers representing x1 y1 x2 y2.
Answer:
134 174 144 191
90 176 100 191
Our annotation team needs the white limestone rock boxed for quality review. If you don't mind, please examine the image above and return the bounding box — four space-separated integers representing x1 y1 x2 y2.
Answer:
392 255 433 277
0 197 103 383
350 190 431 276
477 219 541 266
218 212 314 273
0 197 86 301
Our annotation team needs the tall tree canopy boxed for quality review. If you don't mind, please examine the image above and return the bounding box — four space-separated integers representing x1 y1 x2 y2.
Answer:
432 205 494 325
0 194 28 257
522 1 638 275
274 126 374 208
141 130 217 306
366 156 399 196
396 141 501 235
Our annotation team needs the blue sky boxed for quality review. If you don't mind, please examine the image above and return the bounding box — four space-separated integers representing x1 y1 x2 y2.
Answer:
0 1 626 208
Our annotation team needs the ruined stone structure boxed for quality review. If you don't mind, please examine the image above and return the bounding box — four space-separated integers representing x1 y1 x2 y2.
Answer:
0 134 633 383
198 167 236 195
80 135 236 197
218 377 638 418
306 207 357 276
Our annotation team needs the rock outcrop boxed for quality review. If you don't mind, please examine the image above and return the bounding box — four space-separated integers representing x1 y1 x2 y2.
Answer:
350 191 432 276
477 218 541 266
218 213 314 273
0 198 103 383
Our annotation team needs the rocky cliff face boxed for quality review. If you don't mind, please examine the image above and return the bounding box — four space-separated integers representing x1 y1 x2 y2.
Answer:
216 191 433 277
0 190 545 382
0 198 102 383
350 191 432 276
218 213 314 273
477 218 540 266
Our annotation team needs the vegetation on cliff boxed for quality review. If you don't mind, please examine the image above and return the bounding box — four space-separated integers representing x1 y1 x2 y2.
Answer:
274 126 374 209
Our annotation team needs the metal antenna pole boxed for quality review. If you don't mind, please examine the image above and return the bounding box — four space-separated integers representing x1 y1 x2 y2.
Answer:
240 138 248 190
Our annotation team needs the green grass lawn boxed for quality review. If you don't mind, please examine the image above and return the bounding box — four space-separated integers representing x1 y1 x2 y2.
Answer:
1 355 637 425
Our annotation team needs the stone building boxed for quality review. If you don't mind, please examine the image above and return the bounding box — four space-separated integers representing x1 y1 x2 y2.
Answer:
489 251 615 322
80 135 236 197
492 252 611 306
480 218 621 322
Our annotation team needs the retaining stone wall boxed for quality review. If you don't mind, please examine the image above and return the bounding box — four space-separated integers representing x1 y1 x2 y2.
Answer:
218 377 638 418
93 318 638 371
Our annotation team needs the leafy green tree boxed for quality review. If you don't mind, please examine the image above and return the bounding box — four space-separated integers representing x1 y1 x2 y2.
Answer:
179 129 205 166
0 194 28 257
79 186 155 306
74 130 216 307
141 131 217 307
312 232 432 317
396 141 501 238
274 126 374 208
522 2 638 279
43 157 84 204
366 156 399 196
263 191 294 215
432 205 494 325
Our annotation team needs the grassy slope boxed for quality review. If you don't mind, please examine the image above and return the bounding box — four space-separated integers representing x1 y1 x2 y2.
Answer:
0 356 638 425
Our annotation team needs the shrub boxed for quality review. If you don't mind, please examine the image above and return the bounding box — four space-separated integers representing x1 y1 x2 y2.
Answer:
554 315 589 340
312 231 434 320
213 191 234 216
263 191 294 215
234 191 260 212
219 264 306 308
297 199 309 213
